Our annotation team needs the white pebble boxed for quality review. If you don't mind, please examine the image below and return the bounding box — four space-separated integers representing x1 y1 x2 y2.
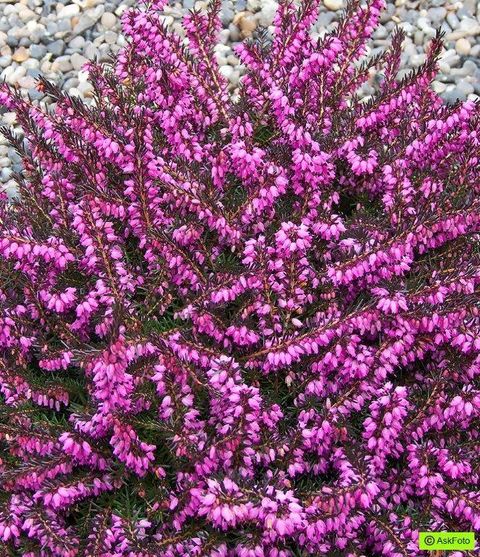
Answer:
18 8 36 23
57 4 80 19
78 69 90 82
432 82 446 94
104 31 118 45
71 52 87 71
2 112 17 126
219 65 234 79
2 65 26 85
323 0 343 10
455 38 471 56
52 56 73 73
101 12 117 29
69 36 86 50
259 1 278 26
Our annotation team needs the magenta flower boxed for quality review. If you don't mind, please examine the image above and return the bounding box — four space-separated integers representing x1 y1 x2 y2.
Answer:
0 0 479 555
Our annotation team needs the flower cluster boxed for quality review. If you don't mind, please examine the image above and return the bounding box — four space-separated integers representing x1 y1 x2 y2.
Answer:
1 0 479 555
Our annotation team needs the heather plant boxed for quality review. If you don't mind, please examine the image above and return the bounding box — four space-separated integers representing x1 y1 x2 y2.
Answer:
0 0 479 554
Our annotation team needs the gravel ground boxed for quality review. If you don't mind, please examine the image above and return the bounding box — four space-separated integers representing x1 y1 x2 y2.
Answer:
1 0 480 195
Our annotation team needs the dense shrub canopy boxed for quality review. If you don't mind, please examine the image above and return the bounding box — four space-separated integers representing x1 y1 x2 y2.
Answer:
0 0 479 555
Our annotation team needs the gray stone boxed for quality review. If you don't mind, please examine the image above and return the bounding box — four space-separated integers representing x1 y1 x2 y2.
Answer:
115 4 130 17
68 36 86 50
471 45 480 57
396 68 411 81
399 21 415 35
456 7 473 19
445 87 465 103
0 55 11 68
446 12 459 30
63 77 79 90
26 67 41 78
441 50 461 68
380 2 395 23
56 18 73 34
103 30 117 44
416 16 435 34
29 23 46 43
410 53 425 67
28 87 44 101
373 25 387 39
84 42 96 60
447 17 480 40
71 52 87 70
402 41 416 58
463 0 476 13
41 0 58 16
437 72 454 83
438 22 452 35
414 30 424 46
1 167 12 182
427 7 446 24
221 5 234 26
6 35 18 48
45 21 59 36
29 43 47 58
3 181 20 201
8 149 22 165
228 22 240 42
458 80 475 95
316 12 335 28
8 16 22 29
97 44 111 61
53 54 72 72
463 60 478 75
218 28 230 45
461 18 480 35
72 15 98 36
47 39 65 56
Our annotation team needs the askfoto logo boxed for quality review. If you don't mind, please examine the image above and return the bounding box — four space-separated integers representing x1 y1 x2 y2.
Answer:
418 532 475 551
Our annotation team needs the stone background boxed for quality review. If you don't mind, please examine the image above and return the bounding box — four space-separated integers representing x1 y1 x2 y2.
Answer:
1 0 479 194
